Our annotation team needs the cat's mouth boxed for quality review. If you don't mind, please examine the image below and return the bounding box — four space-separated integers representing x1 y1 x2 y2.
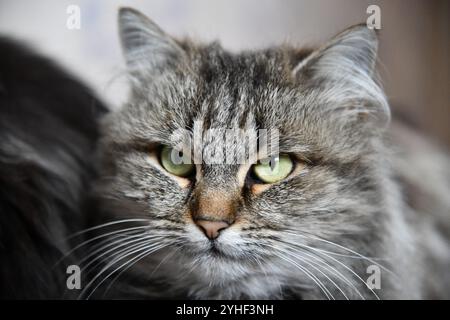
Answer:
192 239 241 261
206 241 226 256
201 241 255 263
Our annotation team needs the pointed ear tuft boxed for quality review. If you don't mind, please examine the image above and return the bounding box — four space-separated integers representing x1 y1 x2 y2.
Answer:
294 24 379 77
118 8 185 77
294 24 390 127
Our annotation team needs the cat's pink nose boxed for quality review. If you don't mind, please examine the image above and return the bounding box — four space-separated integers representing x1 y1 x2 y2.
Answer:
195 220 230 240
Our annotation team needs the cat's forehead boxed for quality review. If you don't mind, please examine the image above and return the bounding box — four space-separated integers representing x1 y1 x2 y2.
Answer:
115 45 314 161
195 45 287 86
184 46 300 126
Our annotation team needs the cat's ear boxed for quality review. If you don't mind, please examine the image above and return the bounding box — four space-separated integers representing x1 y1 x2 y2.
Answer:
293 24 390 127
118 8 185 77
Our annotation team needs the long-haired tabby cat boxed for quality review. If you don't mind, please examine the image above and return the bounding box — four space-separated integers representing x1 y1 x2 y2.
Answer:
1 7 449 299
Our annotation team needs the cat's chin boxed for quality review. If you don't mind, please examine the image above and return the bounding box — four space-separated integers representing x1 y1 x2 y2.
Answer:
167 250 293 299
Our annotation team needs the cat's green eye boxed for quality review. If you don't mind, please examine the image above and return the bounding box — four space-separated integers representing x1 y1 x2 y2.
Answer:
160 146 194 177
253 155 293 184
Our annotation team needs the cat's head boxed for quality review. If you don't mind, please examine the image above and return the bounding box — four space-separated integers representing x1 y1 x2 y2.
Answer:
96 8 391 299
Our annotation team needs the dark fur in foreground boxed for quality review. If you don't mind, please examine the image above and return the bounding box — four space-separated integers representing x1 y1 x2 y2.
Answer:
0 38 106 298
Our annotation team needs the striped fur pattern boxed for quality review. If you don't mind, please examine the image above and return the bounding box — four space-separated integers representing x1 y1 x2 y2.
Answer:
88 8 450 299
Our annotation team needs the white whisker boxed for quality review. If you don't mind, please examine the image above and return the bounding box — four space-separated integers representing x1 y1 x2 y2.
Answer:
66 218 150 239
265 243 341 299
270 250 333 300
55 225 151 266
84 242 170 299
276 241 363 299
103 241 182 297
79 239 164 299
284 231 396 277
282 237 380 299
81 234 165 272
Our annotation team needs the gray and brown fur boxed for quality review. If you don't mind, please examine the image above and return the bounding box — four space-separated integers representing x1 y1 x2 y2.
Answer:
90 8 450 299
0 7 448 300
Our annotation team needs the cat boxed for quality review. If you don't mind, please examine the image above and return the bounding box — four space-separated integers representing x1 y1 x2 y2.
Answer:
0 7 449 299
86 8 450 299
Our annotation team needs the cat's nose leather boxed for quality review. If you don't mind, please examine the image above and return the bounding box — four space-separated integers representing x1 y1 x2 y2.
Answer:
195 220 229 240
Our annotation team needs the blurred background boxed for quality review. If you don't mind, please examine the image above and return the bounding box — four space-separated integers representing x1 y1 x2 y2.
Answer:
0 0 448 147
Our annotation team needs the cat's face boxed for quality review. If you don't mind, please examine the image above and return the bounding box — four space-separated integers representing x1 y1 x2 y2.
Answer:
96 8 391 299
